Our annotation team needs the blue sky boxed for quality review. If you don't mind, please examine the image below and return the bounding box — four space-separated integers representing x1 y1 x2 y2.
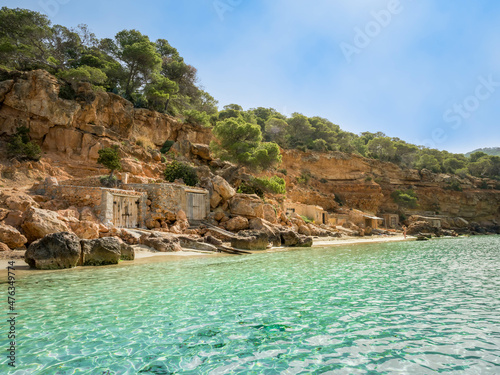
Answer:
4 0 500 153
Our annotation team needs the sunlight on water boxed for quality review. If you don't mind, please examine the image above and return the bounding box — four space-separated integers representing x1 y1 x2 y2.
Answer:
4 236 500 374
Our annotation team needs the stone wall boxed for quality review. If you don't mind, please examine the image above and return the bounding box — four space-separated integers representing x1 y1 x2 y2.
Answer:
125 183 209 222
44 185 146 225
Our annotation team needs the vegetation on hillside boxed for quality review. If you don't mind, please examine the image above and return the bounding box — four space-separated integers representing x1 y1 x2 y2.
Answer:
164 161 198 187
97 146 122 179
0 6 499 180
0 6 217 117
7 126 41 161
466 147 500 157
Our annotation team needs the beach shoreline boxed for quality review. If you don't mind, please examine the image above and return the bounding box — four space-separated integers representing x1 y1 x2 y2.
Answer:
0 234 415 279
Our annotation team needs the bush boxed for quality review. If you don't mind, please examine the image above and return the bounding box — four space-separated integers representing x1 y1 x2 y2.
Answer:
301 215 313 223
365 176 373 182
100 175 118 188
164 160 198 186
160 140 175 153
7 126 41 161
237 176 286 197
445 180 462 191
320 178 328 183
135 136 155 150
479 180 489 190
58 82 76 100
97 145 122 178
278 168 287 176
391 189 418 208
183 109 211 127
297 172 311 185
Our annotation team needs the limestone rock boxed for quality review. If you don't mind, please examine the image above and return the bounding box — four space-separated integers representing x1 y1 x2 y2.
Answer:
21 207 71 242
281 230 313 247
230 194 277 223
210 191 222 209
4 210 23 228
25 232 81 269
407 221 440 236
231 230 269 250
0 242 9 252
212 176 236 200
0 223 28 249
298 225 311 236
70 220 100 240
191 143 212 160
79 207 98 222
120 241 135 260
178 236 217 252
5 194 39 211
80 237 121 266
225 216 249 232
140 233 182 252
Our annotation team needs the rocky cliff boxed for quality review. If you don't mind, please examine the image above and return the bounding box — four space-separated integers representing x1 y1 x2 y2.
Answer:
279 150 500 224
0 69 211 169
0 69 499 228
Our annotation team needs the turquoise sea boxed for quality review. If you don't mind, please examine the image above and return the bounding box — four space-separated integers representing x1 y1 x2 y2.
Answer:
3 236 500 374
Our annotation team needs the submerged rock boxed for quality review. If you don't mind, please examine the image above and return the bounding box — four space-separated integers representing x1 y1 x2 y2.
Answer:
25 232 81 269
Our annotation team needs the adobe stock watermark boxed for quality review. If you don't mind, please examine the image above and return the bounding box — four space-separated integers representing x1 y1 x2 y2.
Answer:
38 0 71 17
213 0 243 21
417 75 499 149
340 0 407 63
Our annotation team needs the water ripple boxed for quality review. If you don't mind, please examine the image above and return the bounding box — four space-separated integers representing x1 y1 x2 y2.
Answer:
2 235 500 374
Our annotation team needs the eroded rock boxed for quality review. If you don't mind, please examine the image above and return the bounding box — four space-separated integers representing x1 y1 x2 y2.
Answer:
0 223 28 249
25 232 81 269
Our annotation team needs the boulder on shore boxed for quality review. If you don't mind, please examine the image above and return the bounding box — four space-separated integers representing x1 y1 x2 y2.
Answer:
80 237 121 266
119 241 135 260
140 233 182 252
231 230 269 250
25 232 81 270
0 223 28 249
280 230 313 247
21 207 71 242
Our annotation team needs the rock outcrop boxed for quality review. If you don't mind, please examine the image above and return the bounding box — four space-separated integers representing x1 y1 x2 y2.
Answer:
25 232 81 269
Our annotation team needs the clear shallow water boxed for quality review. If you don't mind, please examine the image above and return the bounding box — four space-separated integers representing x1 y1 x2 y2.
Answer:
3 236 500 374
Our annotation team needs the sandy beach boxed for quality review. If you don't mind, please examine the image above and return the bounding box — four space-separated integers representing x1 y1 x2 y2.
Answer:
0 235 414 278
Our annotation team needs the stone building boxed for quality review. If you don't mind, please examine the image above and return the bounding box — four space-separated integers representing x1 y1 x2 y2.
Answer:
284 201 329 224
381 213 399 229
41 180 209 228
126 183 210 224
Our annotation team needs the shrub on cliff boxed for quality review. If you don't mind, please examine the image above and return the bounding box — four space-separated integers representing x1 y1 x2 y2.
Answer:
7 126 41 161
164 160 198 186
237 176 286 197
391 189 418 209
97 146 122 179
211 117 281 170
